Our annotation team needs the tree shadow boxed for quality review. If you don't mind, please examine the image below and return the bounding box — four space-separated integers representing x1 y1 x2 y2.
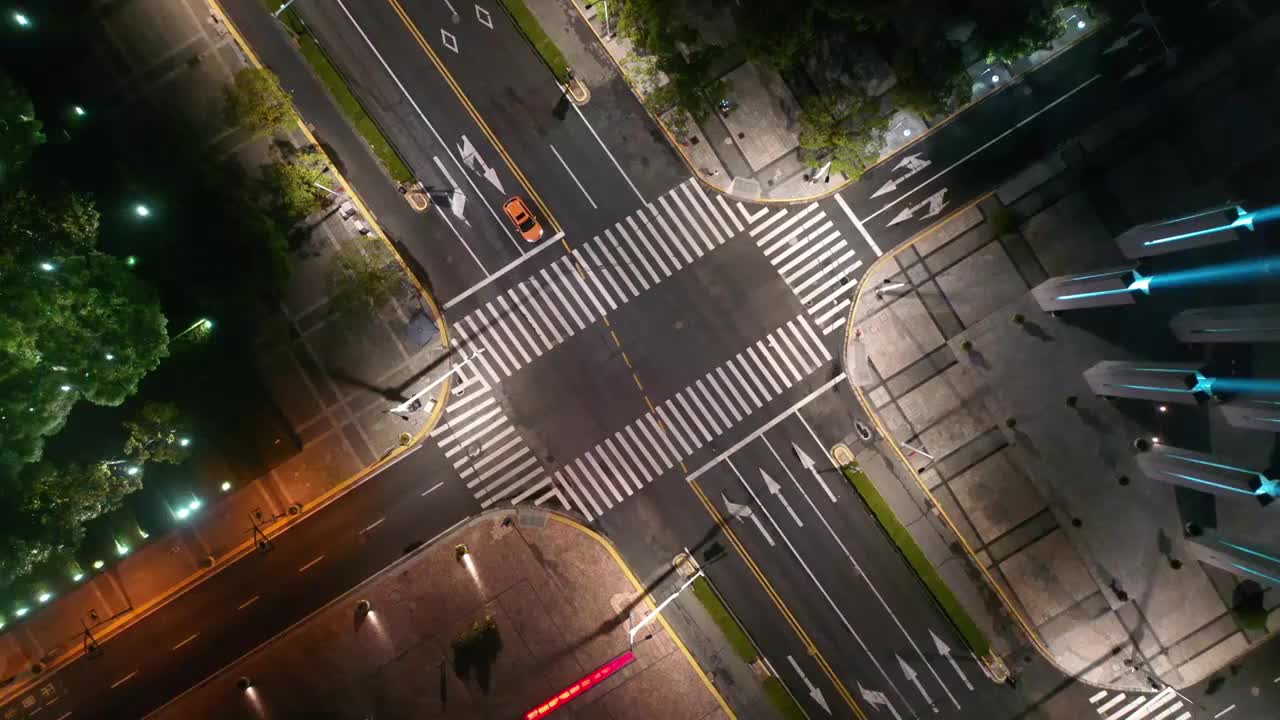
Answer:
1021 320 1054 342
452 616 503 694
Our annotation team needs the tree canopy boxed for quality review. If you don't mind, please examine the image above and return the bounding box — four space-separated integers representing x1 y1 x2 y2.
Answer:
0 70 44 184
223 67 294 137
797 90 888 179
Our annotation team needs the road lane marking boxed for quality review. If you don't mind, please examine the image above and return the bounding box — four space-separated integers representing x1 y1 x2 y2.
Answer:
1213 706 1236 719
686 374 844 481
237 595 260 611
55 713 71 720
441 229 564 310
432 204 489 276
728 459 912 711
1089 690 1109 703
548 143 598 209
171 632 199 651
866 73 1101 224
110 671 138 689
1098 694 1128 713
565 98 645 203
1107 694 1146 719
298 555 326 573
360 517 386 535
420 482 445 498
719 195 745 231
835 192 882 256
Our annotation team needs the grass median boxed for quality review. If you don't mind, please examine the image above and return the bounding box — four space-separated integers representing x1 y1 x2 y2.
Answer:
263 1 414 184
497 0 571 82
841 463 992 657
689 576 807 718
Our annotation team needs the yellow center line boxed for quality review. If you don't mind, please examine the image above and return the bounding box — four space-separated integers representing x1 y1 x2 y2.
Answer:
384 0 561 233
171 632 200 651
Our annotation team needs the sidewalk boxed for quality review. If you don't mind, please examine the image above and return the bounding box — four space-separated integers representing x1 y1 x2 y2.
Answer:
150 509 732 720
843 10 1280 691
554 0 1098 202
0 0 449 702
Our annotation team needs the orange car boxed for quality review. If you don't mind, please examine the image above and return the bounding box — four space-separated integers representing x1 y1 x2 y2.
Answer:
503 196 543 242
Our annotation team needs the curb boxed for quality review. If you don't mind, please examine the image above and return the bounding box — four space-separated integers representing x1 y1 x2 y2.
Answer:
838 190 1081 685
0 2 454 708
569 4 1104 206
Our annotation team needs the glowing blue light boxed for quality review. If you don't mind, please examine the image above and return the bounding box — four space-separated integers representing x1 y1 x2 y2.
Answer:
1142 214 1253 247
1162 471 1255 496
1220 541 1280 566
1055 286 1136 302
1196 376 1280 397
1165 453 1257 476
1193 328 1280 334
1110 383 1192 393
1229 562 1280 585
1067 268 1135 282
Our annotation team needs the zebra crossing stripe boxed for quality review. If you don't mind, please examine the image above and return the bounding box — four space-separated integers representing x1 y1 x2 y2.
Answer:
540 267 585 332
442 408 503 457
706 371 744 422
656 197 701 261
554 470 594 520
625 215 673 279
817 298 853 327
672 186 717 251
569 460 615 509
563 465 607 516
697 378 734 429
509 284 556 352
746 346 783 396
749 208 788 236
612 433 652 486
552 258 598 324
625 424 664 476
645 413 681 466
510 475 552 506
786 237 849 287
778 232 842 278
433 394 494 442
520 282 563 345
676 392 715 442
774 326 810 376
584 451 627 501
760 338 796 384
484 301 531 367
656 403 696 456
604 438 645 491
612 224 660 286
461 435 522 483
498 293 543 359
474 306 522 371
757 203 820 246
1127 690 1175 720
468 443 532 488
462 317 509 379
478 454 540 500
731 354 769 407
598 230 642 295
692 181 735 238
797 249 858 296
717 194 745 232
764 215 829 259
582 242 629 307
570 249 617 313
1097 695 1127 713
787 320 826 370
1107 697 1149 720
724 361 762 410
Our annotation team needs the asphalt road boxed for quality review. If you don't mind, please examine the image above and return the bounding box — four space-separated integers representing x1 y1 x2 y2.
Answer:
5 1 1274 718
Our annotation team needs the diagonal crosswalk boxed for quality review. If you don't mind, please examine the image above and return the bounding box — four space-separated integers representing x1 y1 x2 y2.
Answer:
1088 688 1193 720
429 364 561 509
454 178 745 385
551 315 832 521
749 202 865 336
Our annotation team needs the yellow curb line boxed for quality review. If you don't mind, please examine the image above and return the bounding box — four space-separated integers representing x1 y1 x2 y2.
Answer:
385 0 561 234
547 513 738 720
0 3 455 707
839 190 1059 668
571 5 1104 206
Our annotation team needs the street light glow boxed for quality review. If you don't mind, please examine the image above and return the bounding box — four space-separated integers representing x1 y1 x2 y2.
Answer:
221 481 232 492
105 352 115 361
179 437 191 447
176 507 190 520
115 541 130 556
134 203 151 218
72 573 84 582
1077 19 1086 29
14 607 28 617
125 255 138 267
60 385 71 392
92 559 104 569
1158 405 1168 413
188 498 202 511
12 11 30 27
72 105 86 117
37 592 51 604
126 465 140 476
39 261 55 272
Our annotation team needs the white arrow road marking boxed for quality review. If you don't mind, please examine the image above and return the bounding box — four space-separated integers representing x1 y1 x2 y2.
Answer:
793 443 837 503
930 630 973 691
728 461 911 710
1124 53 1172 80
887 188 948 227
859 684 904 720
898 654 936 713
1104 26 1145 54
787 655 831 715
762 469 803 527
871 153 932 198
457 135 505 194
475 4 493 27
722 492 774 546
431 155 470 224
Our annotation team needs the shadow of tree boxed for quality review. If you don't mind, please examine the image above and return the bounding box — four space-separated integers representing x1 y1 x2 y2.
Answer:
452 616 503 694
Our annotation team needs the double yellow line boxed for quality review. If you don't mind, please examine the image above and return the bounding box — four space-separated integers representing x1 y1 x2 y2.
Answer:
384 0 560 234
688 480 868 719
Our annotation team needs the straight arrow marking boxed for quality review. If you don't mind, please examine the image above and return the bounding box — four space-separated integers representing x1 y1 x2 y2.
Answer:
787 655 831 715
793 443 837 503
859 683 903 720
722 493 774 546
930 630 974 691
763 469 803 527
898 654 937 713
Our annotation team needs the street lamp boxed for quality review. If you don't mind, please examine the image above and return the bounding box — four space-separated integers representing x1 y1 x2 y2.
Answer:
39 261 55 272
12 11 30 27
220 481 232 492
133 203 151 218
71 105 86 117
37 592 52 604
173 317 213 342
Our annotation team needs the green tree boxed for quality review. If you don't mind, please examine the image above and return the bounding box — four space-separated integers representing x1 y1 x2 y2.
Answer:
735 0 817 70
975 1 1062 65
889 42 971 120
122 402 192 465
797 91 887 179
0 70 44 184
327 244 403 321
258 146 330 227
0 188 99 275
223 68 294 137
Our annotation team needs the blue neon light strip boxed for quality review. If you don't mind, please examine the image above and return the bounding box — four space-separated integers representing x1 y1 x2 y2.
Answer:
1162 471 1253 495
1165 453 1257 476
1068 268 1135 282
1132 368 1197 373
1110 384 1192 393
1220 540 1280 567
1055 287 1134 302
1229 562 1280 585
1142 217 1248 247
1193 328 1280 334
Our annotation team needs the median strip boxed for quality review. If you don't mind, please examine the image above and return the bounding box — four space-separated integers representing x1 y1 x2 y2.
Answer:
264 0 414 183
688 576 808 718
496 0 571 82
840 462 991 657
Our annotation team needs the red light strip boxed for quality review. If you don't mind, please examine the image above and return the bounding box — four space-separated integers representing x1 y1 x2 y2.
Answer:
524 650 636 719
